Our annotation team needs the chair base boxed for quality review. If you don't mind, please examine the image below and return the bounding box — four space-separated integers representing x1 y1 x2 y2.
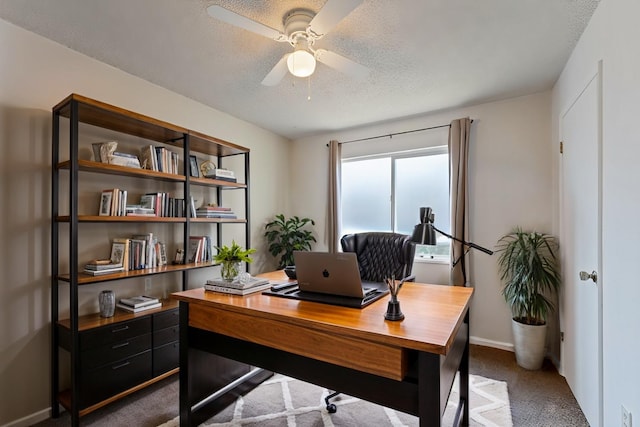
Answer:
324 390 339 413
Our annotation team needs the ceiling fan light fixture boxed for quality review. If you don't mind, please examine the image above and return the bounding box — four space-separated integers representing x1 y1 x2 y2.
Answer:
287 49 316 78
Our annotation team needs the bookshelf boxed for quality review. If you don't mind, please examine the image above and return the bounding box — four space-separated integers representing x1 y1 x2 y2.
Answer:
51 94 251 425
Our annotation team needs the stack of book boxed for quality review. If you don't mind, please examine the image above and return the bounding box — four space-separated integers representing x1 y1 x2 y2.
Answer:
204 277 271 295
140 145 179 174
195 206 237 219
83 260 124 276
116 295 162 313
187 235 213 263
206 168 236 183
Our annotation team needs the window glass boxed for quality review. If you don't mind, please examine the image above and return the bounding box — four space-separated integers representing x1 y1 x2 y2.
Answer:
341 157 391 235
342 147 450 260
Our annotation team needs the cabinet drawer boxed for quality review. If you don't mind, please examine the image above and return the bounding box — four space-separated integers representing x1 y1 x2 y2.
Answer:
80 350 152 409
154 308 179 330
154 325 179 347
82 333 151 372
80 317 151 351
153 341 179 377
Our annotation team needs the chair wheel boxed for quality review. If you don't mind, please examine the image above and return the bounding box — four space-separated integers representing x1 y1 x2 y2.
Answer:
326 403 337 413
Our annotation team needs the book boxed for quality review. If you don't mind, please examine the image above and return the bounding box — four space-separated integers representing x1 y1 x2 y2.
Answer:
84 262 123 271
83 266 124 275
119 295 160 308
204 282 271 296
108 152 141 168
188 235 205 263
206 277 269 290
116 302 162 313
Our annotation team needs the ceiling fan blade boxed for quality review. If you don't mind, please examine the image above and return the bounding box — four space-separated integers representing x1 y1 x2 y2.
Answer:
315 49 369 80
207 5 284 41
261 54 290 86
308 0 363 37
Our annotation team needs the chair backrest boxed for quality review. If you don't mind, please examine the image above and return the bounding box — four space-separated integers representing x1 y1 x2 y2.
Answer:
340 232 416 283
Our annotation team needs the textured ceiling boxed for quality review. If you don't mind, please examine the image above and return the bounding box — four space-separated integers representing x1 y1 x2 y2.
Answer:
0 0 599 139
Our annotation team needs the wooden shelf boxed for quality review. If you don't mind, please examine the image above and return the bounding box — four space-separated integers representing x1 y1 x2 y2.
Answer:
58 368 179 417
57 160 186 182
57 299 179 331
54 94 248 157
56 261 218 284
56 215 187 223
189 175 247 189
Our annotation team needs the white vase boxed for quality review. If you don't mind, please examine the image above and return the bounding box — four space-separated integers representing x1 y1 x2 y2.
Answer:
511 319 547 370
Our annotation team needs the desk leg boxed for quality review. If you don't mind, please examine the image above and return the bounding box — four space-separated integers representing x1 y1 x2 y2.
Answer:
418 351 441 427
459 311 470 426
179 301 191 427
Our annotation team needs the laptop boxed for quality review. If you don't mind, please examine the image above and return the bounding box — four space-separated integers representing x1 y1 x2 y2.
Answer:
263 251 389 308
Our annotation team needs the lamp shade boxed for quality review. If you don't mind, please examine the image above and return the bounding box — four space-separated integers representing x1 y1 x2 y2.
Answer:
411 223 437 245
287 49 316 78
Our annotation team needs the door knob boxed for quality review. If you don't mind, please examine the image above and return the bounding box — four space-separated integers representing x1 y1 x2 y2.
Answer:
579 270 597 283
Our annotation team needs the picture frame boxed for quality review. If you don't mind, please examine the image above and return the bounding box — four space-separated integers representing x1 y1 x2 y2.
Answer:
110 241 126 265
99 191 113 216
189 155 199 178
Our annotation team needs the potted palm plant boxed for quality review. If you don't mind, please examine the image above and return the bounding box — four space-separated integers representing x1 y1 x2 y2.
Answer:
264 214 316 271
214 240 256 282
496 228 561 370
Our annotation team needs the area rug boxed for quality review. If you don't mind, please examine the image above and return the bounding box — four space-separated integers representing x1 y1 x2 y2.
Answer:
159 373 512 427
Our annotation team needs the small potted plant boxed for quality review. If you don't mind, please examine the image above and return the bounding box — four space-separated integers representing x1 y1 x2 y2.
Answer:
496 227 561 370
214 240 256 282
264 214 316 273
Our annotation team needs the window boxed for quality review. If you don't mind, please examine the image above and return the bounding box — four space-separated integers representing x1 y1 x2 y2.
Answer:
341 146 450 260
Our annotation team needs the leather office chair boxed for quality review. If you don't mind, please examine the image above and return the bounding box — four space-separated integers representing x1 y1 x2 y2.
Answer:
324 231 416 413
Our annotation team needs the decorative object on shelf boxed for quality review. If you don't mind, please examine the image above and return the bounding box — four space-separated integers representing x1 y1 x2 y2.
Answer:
98 290 116 318
199 160 216 178
99 141 118 164
173 248 185 265
496 227 561 370
214 240 256 282
264 214 316 269
384 275 406 321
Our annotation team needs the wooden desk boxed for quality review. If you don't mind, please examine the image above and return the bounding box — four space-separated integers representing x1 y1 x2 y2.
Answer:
172 271 473 426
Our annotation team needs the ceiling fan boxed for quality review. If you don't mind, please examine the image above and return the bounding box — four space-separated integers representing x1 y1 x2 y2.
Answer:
207 0 369 86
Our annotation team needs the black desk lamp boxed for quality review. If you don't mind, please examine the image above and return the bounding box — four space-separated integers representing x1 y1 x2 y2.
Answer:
410 207 493 266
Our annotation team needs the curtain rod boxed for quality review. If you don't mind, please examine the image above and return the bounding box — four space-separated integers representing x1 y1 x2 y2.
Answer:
336 119 474 145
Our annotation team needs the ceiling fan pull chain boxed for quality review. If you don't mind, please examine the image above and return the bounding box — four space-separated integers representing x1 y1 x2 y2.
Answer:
308 76 312 101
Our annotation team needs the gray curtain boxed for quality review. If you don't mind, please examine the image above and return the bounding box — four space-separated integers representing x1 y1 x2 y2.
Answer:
449 118 471 286
327 140 342 253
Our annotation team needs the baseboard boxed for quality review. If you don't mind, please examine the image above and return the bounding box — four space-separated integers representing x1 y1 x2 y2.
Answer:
1 407 51 427
470 335 514 352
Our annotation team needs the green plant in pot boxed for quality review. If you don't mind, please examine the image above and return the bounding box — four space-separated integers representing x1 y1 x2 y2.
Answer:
496 228 561 370
264 214 316 271
214 240 256 282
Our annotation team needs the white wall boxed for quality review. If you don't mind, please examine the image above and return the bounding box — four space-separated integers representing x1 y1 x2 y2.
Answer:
552 0 640 424
291 91 554 351
0 18 290 426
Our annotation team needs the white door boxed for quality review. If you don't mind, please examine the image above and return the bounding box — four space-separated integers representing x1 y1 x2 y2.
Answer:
560 63 603 426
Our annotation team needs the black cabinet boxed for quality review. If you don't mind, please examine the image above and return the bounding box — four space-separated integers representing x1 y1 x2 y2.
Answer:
153 308 180 376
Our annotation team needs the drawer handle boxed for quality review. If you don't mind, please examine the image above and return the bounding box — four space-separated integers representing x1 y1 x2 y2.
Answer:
112 342 130 349
112 361 131 370
112 326 129 333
